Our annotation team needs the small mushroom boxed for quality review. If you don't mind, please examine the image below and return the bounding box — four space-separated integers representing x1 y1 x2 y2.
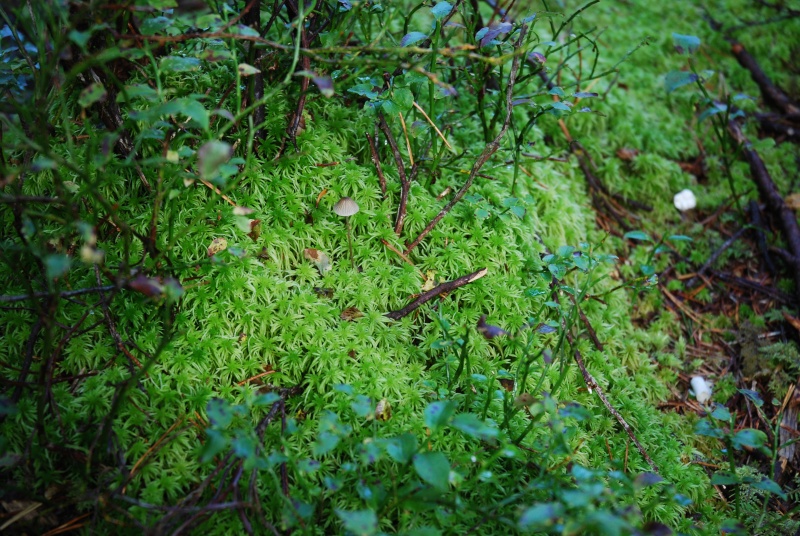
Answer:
332 196 360 269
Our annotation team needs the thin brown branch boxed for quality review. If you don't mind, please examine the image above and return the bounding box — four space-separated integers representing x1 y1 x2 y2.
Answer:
572 349 660 473
377 113 411 235
385 267 488 320
404 25 529 254
366 132 387 196
729 42 800 117
0 285 117 303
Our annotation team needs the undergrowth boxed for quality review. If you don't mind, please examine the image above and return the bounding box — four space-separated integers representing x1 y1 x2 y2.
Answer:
1 0 798 534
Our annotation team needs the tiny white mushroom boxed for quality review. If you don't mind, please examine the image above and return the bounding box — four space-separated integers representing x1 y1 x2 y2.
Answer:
690 376 713 405
332 197 360 269
673 189 697 211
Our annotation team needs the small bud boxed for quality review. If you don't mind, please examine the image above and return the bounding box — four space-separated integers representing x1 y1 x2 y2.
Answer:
477 315 508 339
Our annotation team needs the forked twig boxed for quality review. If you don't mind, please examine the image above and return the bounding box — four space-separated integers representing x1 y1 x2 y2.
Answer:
377 113 411 235
404 25 529 254
365 132 387 195
386 267 487 320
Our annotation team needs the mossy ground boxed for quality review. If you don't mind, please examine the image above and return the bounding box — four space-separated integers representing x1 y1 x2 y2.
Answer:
1 0 798 533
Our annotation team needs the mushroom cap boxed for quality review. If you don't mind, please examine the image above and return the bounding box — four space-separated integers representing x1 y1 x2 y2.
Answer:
332 196 360 217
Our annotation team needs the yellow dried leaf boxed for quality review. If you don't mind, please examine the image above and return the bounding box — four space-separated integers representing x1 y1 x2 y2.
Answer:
304 248 331 274
421 270 437 292
786 193 800 210
340 307 363 321
375 399 392 421
207 237 228 256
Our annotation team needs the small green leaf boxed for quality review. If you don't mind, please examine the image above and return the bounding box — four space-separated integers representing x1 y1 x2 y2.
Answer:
750 478 787 499
424 401 456 431
206 398 233 428
160 56 201 72
313 431 340 456
518 502 564 529
252 393 281 407
199 428 228 462
140 16 174 35
672 33 701 55
710 471 740 486
392 87 414 111
623 230 650 241
738 388 764 407
176 98 209 130
667 234 692 242
383 433 417 463
335 509 378 536
710 406 731 421
197 140 233 182
401 32 428 47
44 254 71 280
430 1 453 20
413 451 450 492
694 418 723 439
78 83 107 108
664 71 698 93
451 413 498 440
732 428 767 451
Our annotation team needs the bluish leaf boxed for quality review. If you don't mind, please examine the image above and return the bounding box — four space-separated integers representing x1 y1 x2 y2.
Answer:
711 471 740 485
336 509 378 536
383 433 417 463
673 33 701 55
739 388 764 407
750 478 787 499
424 401 456 431
451 413 498 440
430 1 453 20
664 71 698 93
623 230 650 241
160 56 201 72
44 254 71 280
402 32 428 47
518 502 564 529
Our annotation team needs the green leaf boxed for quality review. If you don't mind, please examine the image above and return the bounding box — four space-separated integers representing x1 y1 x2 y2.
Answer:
711 406 731 421
664 70 698 93
430 1 453 20
176 98 209 130
252 393 281 407
474 208 490 220
739 388 764 407
44 254 71 280
732 428 767 451
667 234 692 242
694 418 723 439
383 433 417 463
199 428 228 463
0 397 18 417
78 83 107 108
672 33 701 55
351 395 372 418
451 413 498 440
750 478 787 499
392 87 414 111
401 32 428 47
197 140 233 182
424 401 456 431
160 56 201 72
413 451 450 492
518 502 564 529
623 230 650 241
140 16 174 35
206 398 233 428
348 83 379 99
335 509 378 536
634 472 663 488
313 430 340 456
710 471 740 485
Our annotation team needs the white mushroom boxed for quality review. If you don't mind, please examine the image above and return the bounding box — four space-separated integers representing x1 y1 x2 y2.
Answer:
690 376 713 405
333 197 359 269
673 189 697 211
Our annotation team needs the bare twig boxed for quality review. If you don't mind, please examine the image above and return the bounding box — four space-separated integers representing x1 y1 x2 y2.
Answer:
572 349 660 473
377 113 411 235
385 267 488 320
365 132 387 195
0 284 117 303
404 25 529 254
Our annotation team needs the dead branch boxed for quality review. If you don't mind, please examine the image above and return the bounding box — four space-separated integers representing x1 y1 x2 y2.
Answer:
366 132 387 196
377 113 411 235
0 285 118 303
404 25 529 255
729 42 800 118
572 348 660 474
728 119 800 310
386 268 488 320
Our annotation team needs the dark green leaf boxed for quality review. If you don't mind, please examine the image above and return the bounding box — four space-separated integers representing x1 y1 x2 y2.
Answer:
140 16 174 35
44 254 71 280
695 418 723 438
413 451 450 492
732 428 767 451
197 140 233 182
199 429 228 462
383 433 417 463
667 234 692 242
634 472 663 488
738 388 764 407
711 406 732 421
424 401 456 431
451 413 498 440
206 398 233 428
313 431 340 456
518 502 564 529
750 478 787 499
335 509 378 536
78 83 107 108
711 471 740 485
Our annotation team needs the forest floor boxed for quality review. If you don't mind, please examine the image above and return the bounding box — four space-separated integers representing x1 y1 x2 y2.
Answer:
1 0 799 534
